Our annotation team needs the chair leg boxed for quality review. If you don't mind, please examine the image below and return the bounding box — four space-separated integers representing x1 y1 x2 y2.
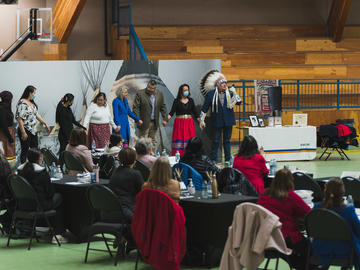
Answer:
44 216 60 247
102 233 113 258
275 257 279 270
264 258 270 270
84 234 92 263
28 217 37 250
135 249 140 270
7 215 16 247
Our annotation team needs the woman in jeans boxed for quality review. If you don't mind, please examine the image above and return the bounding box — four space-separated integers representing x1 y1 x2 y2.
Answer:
16 85 50 163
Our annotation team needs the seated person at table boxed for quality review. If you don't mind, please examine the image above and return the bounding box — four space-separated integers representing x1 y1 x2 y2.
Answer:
143 156 180 203
99 134 123 177
18 148 67 243
109 147 144 223
104 133 123 157
312 178 360 270
0 154 13 233
233 135 269 194
258 168 311 269
65 128 94 173
135 137 156 169
180 136 220 181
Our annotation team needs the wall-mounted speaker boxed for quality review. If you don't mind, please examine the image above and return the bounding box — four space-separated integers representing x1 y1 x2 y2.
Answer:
268 86 282 112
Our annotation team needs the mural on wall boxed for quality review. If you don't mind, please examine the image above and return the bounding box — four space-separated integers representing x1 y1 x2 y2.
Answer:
0 59 221 165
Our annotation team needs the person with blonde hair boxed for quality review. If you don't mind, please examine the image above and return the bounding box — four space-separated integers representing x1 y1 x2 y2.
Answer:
113 86 142 146
142 156 180 203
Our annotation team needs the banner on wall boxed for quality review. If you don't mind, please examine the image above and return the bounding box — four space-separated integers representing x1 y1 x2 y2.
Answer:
254 79 278 116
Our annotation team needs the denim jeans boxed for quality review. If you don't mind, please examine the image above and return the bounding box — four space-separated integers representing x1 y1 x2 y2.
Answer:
210 126 233 162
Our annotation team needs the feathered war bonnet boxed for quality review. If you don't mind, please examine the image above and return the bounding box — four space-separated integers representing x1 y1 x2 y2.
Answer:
200 70 227 97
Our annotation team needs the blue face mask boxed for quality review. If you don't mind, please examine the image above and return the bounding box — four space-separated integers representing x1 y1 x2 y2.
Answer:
31 95 36 100
183 91 189 97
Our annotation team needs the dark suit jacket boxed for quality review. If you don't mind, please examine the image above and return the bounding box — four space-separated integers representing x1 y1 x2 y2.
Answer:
201 90 239 128
132 88 168 131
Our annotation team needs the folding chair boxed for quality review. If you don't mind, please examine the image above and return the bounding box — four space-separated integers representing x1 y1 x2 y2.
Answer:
6 175 60 250
172 162 205 190
41 148 59 170
62 151 85 172
342 176 360 208
305 208 356 270
133 160 150 181
85 185 127 266
292 172 323 202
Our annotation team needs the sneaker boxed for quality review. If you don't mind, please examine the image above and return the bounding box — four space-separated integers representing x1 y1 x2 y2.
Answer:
52 235 68 244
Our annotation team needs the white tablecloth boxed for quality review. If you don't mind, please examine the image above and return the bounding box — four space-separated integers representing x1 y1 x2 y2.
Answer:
247 126 317 161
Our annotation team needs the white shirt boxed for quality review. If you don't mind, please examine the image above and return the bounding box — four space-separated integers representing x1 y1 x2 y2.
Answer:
83 103 116 129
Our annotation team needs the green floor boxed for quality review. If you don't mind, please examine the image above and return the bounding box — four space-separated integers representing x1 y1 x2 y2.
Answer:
1 147 359 270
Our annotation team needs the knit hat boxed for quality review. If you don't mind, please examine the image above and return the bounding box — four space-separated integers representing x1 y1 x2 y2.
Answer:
0 91 13 104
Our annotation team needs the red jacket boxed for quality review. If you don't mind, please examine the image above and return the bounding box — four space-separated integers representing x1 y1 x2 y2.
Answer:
257 190 311 244
131 189 186 270
233 154 269 194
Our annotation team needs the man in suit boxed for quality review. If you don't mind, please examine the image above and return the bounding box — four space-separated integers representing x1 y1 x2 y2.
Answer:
200 71 241 163
133 79 168 153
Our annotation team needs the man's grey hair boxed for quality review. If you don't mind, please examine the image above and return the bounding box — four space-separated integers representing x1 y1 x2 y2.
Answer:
135 137 153 155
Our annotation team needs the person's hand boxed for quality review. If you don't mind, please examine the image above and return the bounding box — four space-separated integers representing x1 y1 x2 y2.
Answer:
196 118 200 123
162 120 167 126
138 120 143 125
45 123 50 133
167 115 171 120
200 121 206 130
259 146 264 155
21 132 28 141
115 126 121 133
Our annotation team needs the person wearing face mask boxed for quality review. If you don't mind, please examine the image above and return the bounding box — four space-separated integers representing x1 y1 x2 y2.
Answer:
16 85 50 164
133 79 168 154
83 92 120 149
199 70 241 164
168 84 199 156
55 93 86 154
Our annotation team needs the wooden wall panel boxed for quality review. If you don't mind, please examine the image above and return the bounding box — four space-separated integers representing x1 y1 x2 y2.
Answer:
53 0 87 43
229 52 305 65
222 39 296 52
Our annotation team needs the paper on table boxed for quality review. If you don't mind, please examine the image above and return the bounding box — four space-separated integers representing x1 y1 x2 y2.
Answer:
65 182 85 185
180 182 187 190
340 171 360 179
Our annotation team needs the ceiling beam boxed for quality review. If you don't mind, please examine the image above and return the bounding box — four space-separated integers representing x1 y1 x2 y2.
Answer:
53 0 87 43
327 0 352 42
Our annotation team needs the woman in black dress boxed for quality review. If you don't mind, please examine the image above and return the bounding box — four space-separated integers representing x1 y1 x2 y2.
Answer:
55 93 85 154
168 84 199 156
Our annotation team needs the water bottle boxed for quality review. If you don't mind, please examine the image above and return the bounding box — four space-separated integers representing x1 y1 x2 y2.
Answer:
270 159 277 176
156 151 160 158
175 151 180 162
56 165 63 179
207 179 212 194
347 195 354 206
91 140 96 153
50 162 56 178
188 178 195 195
201 181 208 199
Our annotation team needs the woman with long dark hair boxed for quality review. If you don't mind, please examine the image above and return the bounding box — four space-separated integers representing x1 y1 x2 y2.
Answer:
55 93 85 153
65 128 94 174
233 135 269 193
258 168 311 269
168 84 199 156
83 92 120 149
0 91 16 169
180 136 220 181
17 148 66 243
312 178 360 269
16 85 50 163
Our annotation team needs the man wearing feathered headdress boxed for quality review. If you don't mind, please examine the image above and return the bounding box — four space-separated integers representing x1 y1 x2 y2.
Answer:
199 70 241 163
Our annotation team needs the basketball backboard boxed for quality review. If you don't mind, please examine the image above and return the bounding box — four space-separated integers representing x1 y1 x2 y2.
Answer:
17 8 53 42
